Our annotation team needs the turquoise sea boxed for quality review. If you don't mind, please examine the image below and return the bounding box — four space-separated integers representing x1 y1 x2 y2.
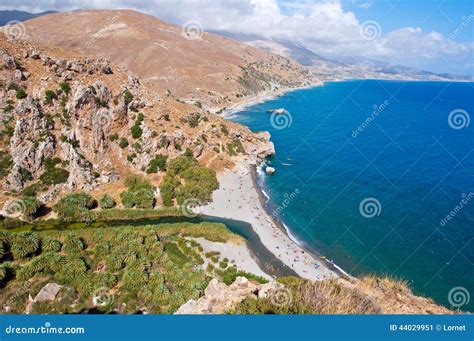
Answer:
230 80 474 311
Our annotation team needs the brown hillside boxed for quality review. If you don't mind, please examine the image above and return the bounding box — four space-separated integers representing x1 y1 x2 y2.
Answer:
23 9 315 111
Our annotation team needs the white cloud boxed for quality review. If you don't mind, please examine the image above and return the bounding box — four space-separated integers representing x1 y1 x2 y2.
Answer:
2 0 473 74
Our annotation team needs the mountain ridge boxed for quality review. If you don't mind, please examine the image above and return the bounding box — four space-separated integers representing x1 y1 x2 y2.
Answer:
20 9 316 112
218 33 474 82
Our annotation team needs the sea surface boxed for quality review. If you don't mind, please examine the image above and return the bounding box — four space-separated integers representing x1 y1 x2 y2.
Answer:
229 80 474 311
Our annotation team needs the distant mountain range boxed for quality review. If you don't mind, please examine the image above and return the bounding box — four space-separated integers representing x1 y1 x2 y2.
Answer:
217 32 474 82
0 10 57 26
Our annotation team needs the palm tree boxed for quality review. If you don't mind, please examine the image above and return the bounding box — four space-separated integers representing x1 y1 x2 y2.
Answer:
42 238 62 252
62 233 85 254
10 232 39 260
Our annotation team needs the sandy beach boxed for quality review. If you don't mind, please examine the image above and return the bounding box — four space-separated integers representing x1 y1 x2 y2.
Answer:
222 82 323 118
200 163 339 281
193 237 271 280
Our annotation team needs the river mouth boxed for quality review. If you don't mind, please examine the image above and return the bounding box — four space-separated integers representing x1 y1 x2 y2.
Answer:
1 214 297 279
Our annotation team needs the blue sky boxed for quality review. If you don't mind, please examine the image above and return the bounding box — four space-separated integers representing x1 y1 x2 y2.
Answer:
3 0 474 75
346 0 474 42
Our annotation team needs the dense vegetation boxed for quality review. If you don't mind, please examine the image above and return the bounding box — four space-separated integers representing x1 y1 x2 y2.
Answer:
120 175 155 209
99 194 116 209
39 157 69 185
0 221 256 314
159 155 219 206
52 192 95 221
146 154 168 174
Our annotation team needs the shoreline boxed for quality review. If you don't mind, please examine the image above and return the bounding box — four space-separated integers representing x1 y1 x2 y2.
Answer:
200 164 339 281
249 166 349 278
215 81 353 281
222 82 323 118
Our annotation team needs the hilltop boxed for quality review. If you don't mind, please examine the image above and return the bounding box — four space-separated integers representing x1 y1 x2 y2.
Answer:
22 10 315 112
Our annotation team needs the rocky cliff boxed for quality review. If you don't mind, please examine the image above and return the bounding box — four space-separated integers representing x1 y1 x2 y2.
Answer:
0 36 274 205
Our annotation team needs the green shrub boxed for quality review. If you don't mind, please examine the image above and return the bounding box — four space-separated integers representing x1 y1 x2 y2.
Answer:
39 158 69 185
146 154 168 174
0 263 12 282
159 156 218 206
109 134 119 142
15 88 27 99
94 96 108 108
217 266 268 286
220 124 229 136
204 251 220 258
99 194 116 209
130 113 144 139
119 138 129 149
159 175 180 206
123 90 133 105
167 156 196 176
120 175 155 209
124 175 154 192
62 233 85 254
177 238 204 265
226 139 244 156
184 148 193 158
131 125 142 139
44 90 57 104
42 238 62 253
164 242 188 267
20 196 42 221
120 189 155 209
59 82 71 95
21 183 46 197
10 232 39 260
53 192 95 221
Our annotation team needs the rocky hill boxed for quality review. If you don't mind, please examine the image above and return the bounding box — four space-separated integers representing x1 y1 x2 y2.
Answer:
0 35 274 206
21 10 316 112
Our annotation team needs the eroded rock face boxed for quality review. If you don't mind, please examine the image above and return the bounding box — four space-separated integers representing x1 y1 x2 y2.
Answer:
5 164 25 191
175 277 284 314
1 50 18 70
60 142 96 190
245 131 275 166
6 97 55 191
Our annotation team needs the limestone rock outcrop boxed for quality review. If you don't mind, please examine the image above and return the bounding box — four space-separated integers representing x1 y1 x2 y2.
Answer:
175 277 284 314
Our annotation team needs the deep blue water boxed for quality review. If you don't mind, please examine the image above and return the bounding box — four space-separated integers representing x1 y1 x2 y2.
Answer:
230 80 474 311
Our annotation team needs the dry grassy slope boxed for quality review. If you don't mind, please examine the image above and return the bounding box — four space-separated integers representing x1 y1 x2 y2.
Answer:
23 9 315 110
343 276 453 314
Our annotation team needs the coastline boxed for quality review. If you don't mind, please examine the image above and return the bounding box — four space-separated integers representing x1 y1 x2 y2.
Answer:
249 166 350 278
210 81 351 281
222 82 323 118
200 164 339 281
